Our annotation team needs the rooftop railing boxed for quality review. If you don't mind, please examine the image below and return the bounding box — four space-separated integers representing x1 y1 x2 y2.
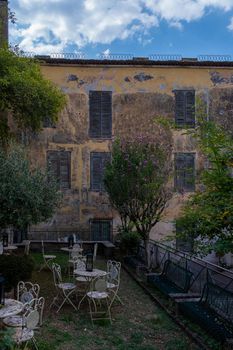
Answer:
15 50 233 62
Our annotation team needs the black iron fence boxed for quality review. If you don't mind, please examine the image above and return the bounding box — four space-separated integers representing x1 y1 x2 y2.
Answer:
137 240 233 294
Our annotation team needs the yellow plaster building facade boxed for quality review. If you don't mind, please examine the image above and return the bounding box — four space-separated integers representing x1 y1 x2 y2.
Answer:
28 57 233 242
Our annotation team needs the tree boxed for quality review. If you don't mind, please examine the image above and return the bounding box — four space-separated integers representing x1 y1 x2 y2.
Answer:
104 131 172 268
176 114 233 255
0 143 62 233
0 48 66 142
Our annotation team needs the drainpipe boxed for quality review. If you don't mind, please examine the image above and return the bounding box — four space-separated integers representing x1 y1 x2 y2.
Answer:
0 0 8 48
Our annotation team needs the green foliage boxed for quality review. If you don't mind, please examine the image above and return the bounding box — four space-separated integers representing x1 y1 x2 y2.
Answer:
0 328 17 350
104 135 172 266
0 142 62 230
0 48 66 141
0 254 34 291
118 229 140 254
176 111 233 255
104 137 172 241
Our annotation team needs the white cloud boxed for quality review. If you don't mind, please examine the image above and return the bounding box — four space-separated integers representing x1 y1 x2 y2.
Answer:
9 0 233 54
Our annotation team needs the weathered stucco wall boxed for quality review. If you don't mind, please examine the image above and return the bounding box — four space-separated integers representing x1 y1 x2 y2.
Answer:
29 64 233 240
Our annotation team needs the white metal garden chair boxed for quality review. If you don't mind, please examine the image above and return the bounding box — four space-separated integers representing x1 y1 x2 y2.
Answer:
39 240 56 272
51 263 77 313
22 240 31 255
87 274 112 325
107 260 123 305
17 281 40 304
12 307 40 350
68 243 84 276
3 296 45 328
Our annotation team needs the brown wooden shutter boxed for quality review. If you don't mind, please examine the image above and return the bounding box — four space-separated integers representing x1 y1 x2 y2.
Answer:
101 91 112 138
185 91 195 127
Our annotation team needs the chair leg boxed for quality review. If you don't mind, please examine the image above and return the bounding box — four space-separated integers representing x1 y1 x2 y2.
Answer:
56 290 77 313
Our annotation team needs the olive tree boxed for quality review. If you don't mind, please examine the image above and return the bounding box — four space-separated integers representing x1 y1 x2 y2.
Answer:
104 130 172 268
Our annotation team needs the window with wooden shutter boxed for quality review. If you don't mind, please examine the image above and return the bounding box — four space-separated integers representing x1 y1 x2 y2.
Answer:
90 220 112 241
89 91 112 138
174 90 195 128
90 152 111 191
174 153 195 192
47 150 71 189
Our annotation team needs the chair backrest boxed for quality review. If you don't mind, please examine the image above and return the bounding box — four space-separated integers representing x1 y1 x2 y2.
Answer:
71 244 82 259
93 243 98 262
107 260 121 285
41 240 45 255
17 281 40 304
22 296 45 326
52 263 62 287
73 257 86 271
24 309 40 331
0 242 3 255
23 240 30 255
91 274 108 293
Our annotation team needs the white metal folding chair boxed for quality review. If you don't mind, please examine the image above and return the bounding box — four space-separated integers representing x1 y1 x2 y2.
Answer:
51 263 77 313
22 240 31 255
0 242 3 255
68 243 83 276
39 240 56 272
13 308 40 350
17 281 40 304
3 296 45 328
87 274 112 325
107 260 123 305
93 243 98 262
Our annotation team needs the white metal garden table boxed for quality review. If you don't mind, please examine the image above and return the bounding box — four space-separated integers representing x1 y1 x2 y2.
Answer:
0 298 24 319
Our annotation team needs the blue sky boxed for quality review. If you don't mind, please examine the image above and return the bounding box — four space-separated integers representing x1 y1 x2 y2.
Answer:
9 0 233 59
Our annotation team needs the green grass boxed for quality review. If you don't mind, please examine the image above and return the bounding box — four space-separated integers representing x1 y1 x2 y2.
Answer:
25 253 201 350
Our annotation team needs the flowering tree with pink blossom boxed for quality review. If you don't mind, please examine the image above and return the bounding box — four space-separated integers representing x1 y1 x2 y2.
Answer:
104 131 172 268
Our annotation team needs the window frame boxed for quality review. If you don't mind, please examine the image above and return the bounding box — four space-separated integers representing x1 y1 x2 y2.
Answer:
47 150 71 190
90 151 111 192
174 89 195 128
174 152 195 192
90 219 113 241
89 90 112 139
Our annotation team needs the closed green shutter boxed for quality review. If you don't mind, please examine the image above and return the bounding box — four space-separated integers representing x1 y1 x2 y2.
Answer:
89 91 112 138
175 153 195 192
90 152 111 191
90 220 111 240
47 151 71 189
174 90 195 127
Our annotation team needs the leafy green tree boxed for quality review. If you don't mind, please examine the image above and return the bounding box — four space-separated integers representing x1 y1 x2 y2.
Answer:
0 143 62 232
176 114 233 255
104 133 172 267
0 48 66 142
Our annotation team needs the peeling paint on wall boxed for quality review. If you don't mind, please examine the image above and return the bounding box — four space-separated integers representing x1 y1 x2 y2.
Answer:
210 71 233 86
134 72 154 82
67 74 78 82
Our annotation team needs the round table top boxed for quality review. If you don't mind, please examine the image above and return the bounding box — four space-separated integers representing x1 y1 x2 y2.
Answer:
74 268 107 278
3 245 18 250
0 298 24 318
61 247 83 253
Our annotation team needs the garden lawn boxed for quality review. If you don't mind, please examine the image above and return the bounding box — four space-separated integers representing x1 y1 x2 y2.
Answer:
29 252 200 350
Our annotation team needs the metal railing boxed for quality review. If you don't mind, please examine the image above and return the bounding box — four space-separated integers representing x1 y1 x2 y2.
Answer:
197 55 232 62
149 54 182 61
137 240 233 294
12 50 233 62
99 53 133 60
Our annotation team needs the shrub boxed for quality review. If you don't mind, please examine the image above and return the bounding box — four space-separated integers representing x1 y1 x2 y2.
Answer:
119 230 140 254
0 254 35 292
